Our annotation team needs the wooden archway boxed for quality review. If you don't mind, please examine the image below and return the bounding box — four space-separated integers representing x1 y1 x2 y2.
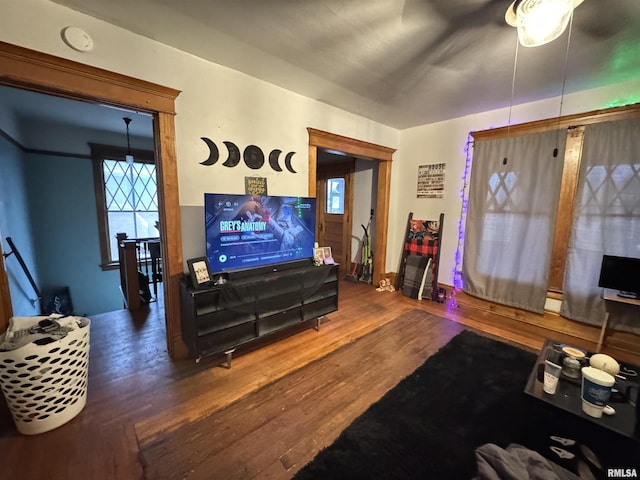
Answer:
0 41 188 358
307 128 395 286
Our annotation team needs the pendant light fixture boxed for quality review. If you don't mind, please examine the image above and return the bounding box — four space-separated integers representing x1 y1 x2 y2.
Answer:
123 116 134 164
505 0 583 47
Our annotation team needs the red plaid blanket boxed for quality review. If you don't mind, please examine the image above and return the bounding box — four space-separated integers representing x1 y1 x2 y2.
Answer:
401 219 440 292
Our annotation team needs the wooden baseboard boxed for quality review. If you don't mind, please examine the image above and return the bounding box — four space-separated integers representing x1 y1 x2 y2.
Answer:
448 288 640 364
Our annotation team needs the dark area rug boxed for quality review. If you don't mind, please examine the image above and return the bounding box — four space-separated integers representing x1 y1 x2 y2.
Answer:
294 330 640 480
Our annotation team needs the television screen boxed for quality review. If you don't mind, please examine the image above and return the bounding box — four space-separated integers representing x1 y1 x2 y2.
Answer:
597 255 640 297
205 193 316 274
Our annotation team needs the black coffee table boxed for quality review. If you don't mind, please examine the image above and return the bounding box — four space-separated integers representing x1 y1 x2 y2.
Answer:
524 339 640 442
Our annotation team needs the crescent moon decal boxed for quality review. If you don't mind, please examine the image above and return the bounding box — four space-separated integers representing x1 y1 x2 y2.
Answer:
268 149 283 172
284 152 297 173
199 137 219 165
243 145 265 170
222 141 241 167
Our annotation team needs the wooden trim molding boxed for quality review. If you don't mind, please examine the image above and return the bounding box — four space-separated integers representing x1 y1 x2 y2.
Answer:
154 112 188 359
548 126 585 291
452 289 640 363
0 41 186 359
307 128 395 285
308 128 396 161
0 41 179 114
471 102 640 140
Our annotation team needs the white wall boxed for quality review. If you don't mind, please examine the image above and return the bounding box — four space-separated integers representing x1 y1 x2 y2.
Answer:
351 159 377 263
1 0 400 264
3 0 640 283
396 80 640 287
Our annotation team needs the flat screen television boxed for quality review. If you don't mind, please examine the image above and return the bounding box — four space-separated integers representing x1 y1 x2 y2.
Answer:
205 193 316 275
597 255 640 299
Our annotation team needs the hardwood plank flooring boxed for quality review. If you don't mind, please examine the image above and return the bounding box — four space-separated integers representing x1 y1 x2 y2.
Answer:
0 279 638 479
140 309 465 479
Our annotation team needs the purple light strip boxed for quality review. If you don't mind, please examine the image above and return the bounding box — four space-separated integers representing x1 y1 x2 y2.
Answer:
453 134 473 295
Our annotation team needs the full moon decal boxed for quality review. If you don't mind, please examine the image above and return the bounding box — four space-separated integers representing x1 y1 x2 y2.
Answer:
243 145 265 169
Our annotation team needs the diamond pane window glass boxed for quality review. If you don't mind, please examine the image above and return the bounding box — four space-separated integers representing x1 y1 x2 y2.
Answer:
103 159 158 261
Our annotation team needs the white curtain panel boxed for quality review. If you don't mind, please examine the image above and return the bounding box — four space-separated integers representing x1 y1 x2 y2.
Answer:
561 118 640 333
462 130 565 313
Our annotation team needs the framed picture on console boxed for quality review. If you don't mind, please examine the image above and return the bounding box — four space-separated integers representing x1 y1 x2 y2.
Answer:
187 257 212 289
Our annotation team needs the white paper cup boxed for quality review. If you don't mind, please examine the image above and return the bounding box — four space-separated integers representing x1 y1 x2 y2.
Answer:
581 366 615 418
543 360 562 394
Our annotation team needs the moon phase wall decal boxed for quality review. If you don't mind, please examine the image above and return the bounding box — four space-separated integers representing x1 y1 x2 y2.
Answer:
284 151 297 173
243 145 265 169
200 138 297 173
268 149 283 172
222 141 241 167
199 137 219 165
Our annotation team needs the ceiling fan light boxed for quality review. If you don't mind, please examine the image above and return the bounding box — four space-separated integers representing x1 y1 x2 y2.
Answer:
517 0 573 47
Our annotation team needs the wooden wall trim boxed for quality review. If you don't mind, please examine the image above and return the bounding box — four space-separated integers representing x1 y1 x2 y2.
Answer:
0 41 186 359
308 128 396 161
471 102 640 140
0 41 179 115
308 146 318 197
548 127 585 291
307 128 396 286
451 289 640 363
155 112 188 359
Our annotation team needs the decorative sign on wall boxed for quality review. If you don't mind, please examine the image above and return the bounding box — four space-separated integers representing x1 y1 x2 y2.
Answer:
200 138 297 173
416 163 446 198
245 176 268 195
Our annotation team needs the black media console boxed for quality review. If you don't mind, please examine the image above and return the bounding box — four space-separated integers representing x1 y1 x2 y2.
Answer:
180 262 339 366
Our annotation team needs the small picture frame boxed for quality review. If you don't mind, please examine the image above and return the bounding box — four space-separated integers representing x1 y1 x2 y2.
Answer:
313 247 325 262
322 246 332 259
187 257 212 289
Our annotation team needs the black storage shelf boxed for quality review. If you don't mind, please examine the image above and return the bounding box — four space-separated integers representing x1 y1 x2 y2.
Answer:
303 297 338 321
259 308 304 336
304 281 339 305
180 262 339 365
196 310 257 336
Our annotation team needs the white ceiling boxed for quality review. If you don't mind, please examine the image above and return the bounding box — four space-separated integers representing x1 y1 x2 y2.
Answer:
3 0 640 136
49 0 640 129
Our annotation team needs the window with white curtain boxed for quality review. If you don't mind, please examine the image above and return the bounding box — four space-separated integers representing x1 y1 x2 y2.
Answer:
465 115 640 331
560 118 640 333
462 129 565 313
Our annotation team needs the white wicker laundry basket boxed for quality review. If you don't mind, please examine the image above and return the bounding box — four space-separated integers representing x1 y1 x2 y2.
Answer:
0 317 90 435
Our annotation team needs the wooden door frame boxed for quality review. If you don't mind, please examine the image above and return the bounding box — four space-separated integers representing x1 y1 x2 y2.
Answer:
0 41 188 359
307 128 395 286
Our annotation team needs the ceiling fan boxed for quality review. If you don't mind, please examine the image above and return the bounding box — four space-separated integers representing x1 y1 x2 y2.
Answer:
505 0 584 47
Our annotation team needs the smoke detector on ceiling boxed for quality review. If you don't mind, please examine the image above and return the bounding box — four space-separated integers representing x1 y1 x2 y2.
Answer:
61 26 94 52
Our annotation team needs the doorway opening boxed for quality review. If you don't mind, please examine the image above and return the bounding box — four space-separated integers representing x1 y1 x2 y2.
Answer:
0 42 186 359
307 128 395 287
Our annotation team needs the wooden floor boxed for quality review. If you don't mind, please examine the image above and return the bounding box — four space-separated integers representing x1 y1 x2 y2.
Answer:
0 279 638 479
